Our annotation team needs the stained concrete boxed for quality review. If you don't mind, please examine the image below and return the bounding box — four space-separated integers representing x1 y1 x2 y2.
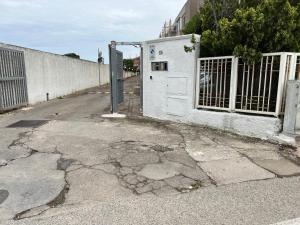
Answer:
272 218 300 225
137 162 181 180
120 152 160 167
254 159 300 177
237 148 283 160
65 168 132 204
186 144 241 162
0 129 32 164
0 153 65 221
199 157 276 185
0 190 9 204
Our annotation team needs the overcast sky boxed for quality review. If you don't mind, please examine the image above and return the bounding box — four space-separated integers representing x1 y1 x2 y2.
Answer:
0 0 186 61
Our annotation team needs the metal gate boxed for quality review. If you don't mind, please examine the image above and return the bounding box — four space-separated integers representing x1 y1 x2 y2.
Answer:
0 48 28 111
109 40 143 114
116 50 124 104
109 42 124 113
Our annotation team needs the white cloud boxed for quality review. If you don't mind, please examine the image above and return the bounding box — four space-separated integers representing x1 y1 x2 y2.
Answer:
0 0 186 60
0 0 45 8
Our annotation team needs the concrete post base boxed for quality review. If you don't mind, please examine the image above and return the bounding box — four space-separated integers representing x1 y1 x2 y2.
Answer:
101 113 127 118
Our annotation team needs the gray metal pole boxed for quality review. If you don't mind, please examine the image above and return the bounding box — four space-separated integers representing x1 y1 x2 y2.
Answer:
98 49 101 88
110 41 118 113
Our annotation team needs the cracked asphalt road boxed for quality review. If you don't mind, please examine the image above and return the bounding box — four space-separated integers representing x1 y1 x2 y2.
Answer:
1 77 300 225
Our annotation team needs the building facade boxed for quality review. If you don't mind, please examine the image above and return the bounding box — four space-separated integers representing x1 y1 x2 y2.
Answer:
160 0 204 38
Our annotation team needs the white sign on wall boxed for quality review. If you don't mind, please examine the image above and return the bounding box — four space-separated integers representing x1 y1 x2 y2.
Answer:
149 45 156 61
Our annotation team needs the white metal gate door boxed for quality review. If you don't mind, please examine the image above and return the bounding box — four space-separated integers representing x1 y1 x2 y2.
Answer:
0 48 28 111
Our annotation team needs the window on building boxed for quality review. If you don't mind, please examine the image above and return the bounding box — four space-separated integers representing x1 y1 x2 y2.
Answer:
151 62 168 71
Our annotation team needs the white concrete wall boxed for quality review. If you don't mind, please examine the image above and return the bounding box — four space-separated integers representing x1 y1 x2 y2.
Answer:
142 35 198 119
124 71 138 79
0 43 111 105
142 35 282 139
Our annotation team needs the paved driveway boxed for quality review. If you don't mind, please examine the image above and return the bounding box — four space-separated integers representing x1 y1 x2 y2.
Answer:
0 77 300 225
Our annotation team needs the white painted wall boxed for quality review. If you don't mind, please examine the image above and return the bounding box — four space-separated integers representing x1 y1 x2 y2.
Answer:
0 43 111 105
142 35 282 139
142 35 198 119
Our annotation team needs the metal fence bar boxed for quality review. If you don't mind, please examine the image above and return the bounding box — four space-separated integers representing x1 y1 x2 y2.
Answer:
257 58 263 111
275 54 288 116
249 64 255 110
210 60 214 106
245 64 251 110
223 59 228 108
262 56 269 111
281 55 292 113
206 60 210 105
230 57 238 111
215 59 219 107
241 62 246 109
219 59 223 107
234 109 277 116
203 60 206 106
267 56 274 111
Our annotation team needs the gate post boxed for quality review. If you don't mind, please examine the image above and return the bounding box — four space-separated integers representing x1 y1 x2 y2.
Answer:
109 41 119 113
229 57 238 112
140 46 143 109
283 81 300 135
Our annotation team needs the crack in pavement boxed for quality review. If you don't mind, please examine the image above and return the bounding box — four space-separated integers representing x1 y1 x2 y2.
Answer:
101 140 213 195
0 130 36 167
0 129 69 221
2 117 298 222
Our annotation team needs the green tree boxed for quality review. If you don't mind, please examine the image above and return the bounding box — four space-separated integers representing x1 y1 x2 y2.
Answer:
123 59 133 71
64 53 80 59
184 0 300 62
182 12 202 35
123 59 137 72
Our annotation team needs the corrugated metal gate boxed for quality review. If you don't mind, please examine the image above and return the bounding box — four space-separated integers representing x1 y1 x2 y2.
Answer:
109 42 124 113
116 50 124 104
0 48 28 111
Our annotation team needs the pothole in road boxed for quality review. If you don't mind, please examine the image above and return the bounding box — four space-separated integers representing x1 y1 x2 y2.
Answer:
107 141 212 196
57 158 75 171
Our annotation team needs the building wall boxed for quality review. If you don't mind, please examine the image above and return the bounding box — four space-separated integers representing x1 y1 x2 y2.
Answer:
0 43 111 105
142 35 282 139
160 0 204 37
174 0 204 35
143 35 197 119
